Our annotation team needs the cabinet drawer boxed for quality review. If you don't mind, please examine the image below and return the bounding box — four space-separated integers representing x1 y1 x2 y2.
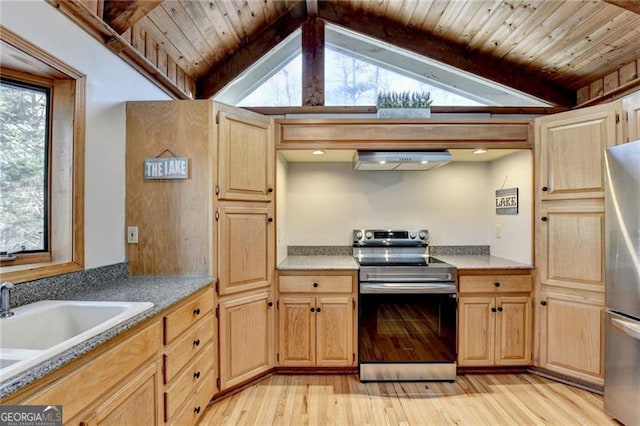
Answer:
459 275 532 294
279 275 353 293
164 313 214 382
164 287 214 344
164 342 214 421
168 371 216 426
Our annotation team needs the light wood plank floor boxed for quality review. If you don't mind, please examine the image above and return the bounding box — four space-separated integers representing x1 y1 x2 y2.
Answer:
199 374 617 425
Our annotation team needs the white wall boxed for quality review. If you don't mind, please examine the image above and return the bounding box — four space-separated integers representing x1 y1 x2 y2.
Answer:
487 151 533 264
2 1 171 268
286 162 491 246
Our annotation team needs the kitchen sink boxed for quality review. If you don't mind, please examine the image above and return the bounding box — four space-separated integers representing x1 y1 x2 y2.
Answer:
0 300 153 381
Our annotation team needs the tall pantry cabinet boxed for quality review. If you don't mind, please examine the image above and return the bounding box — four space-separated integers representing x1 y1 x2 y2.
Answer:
126 101 275 396
534 101 622 386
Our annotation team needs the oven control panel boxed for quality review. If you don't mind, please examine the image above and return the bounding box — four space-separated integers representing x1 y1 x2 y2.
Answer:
353 229 429 245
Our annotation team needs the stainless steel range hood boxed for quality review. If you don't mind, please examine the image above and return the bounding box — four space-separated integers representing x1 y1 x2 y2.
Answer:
353 151 452 171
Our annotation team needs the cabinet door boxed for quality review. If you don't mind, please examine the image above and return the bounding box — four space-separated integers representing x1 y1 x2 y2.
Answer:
536 102 620 200
218 204 274 295
219 291 273 390
217 104 273 202
91 362 162 426
538 291 604 385
278 297 315 366
495 297 532 365
537 199 604 292
623 92 640 142
316 296 354 366
458 297 495 366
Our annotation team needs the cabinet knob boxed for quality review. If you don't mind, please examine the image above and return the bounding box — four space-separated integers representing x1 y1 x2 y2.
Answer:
494 282 500 287
313 282 319 288
194 406 201 414
193 339 200 346
316 307 321 313
540 300 547 306
267 217 273 223
310 307 315 312
497 307 503 312
542 186 548 192
194 371 201 379
267 301 273 307
541 216 548 222
268 187 273 193
491 307 497 312
193 308 201 315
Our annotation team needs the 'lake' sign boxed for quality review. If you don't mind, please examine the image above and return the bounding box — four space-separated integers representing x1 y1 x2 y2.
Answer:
144 157 189 180
495 187 518 215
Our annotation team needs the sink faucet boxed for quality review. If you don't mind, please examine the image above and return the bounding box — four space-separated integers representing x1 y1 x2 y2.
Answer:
0 282 15 318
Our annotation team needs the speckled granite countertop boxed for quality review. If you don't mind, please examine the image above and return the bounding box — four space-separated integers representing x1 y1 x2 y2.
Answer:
0 275 212 399
436 255 533 270
277 255 359 270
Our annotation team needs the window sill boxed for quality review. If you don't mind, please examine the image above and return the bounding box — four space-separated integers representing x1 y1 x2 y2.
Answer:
0 261 83 284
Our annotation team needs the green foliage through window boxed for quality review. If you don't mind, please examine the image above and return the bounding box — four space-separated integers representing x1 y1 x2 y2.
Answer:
0 79 49 254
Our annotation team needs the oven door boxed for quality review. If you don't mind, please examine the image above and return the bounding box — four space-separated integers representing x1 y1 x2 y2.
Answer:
358 282 457 381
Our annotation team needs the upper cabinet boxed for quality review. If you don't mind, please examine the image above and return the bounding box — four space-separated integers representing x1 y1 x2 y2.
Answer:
536 102 621 200
623 91 640 142
216 104 274 202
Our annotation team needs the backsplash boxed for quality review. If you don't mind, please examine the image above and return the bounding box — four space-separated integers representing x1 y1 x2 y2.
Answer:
8 263 128 308
287 245 490 256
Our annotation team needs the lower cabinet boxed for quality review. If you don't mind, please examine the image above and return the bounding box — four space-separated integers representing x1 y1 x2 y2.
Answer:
537 287 604 385
218 290 274 390
276 271 357 368
279 296 353 366
457 272 533 367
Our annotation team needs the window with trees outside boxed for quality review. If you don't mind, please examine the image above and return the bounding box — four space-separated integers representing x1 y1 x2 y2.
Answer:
1 78 51 262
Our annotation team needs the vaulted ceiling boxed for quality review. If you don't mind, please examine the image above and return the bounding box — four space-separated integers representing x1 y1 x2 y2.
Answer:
61 0 640 106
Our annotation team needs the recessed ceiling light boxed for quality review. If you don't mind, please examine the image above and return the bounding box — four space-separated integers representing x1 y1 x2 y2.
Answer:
473 148 487 154
312 150 325 155
420 160 429 164
379 160 387 165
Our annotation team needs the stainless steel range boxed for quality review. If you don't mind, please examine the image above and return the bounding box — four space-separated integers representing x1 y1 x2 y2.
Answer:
354 229 457 382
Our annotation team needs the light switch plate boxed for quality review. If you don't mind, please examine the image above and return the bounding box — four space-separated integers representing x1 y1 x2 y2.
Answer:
495 224 502 239
127 226 138 244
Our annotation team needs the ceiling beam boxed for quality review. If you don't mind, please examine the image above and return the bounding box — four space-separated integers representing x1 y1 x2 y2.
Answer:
318 2 575 106
302 18 325 106
602 0 640 14
196 2 307 99
306 0 318 17
103 0 162 34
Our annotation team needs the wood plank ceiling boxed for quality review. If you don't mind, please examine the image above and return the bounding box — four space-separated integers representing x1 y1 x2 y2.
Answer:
99 1 640 105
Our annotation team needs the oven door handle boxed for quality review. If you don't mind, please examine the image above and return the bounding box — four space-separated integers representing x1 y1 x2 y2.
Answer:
364 274 455 283
360 282 457 294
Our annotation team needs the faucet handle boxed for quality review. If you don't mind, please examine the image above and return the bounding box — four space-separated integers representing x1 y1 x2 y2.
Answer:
1 282 14 289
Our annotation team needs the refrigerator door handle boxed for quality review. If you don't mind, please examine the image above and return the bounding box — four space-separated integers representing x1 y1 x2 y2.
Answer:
612 317 640 341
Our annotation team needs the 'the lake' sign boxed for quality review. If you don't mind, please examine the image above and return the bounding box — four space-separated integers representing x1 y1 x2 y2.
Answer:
144 157 189 180
495 188 518 215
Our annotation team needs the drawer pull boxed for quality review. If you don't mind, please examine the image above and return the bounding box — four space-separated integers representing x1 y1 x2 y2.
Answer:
540 300 547 306
494 282 500 287
267 301 273 307
541 216 548 222
193 308 201 315
193 339 201 347
267 217 274 223
268 187 274 193
313 282 319 288
542 186 548 192
491 307 497 313
194 371 201 379
194 406 201 414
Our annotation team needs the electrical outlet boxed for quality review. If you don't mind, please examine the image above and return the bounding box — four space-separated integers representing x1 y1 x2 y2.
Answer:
495 224 502 239
127 226 138 244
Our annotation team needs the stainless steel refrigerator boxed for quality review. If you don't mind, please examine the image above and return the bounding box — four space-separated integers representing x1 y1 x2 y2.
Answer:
604 139 640 425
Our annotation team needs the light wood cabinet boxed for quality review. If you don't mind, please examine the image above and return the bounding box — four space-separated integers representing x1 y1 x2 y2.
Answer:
277 271 357 368
217 203 274 296
216 103 274 202
162 286 215 425
534 101 621 386
458 273 532 367
623 91 640 142
218 290 274 390
537 289 605 386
